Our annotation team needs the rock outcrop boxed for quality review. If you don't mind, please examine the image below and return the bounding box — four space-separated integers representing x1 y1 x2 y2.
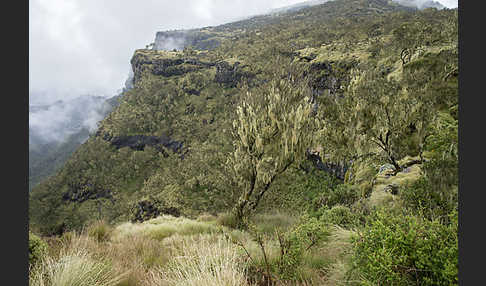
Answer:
130 50 215 86
102 134 184 155
306 150 349 180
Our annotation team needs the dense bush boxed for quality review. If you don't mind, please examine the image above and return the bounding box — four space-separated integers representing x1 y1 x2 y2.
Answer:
311 183 360 213
29 232 48 268
351 209 458 286
317 205 360 228
275 215 329 280
401 156 457 223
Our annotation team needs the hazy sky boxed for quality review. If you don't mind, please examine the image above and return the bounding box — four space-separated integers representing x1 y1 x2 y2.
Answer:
29 0 315 104
29 0 458 104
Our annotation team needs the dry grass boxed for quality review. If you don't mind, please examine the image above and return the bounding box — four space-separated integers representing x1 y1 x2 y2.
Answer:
113 215 220 242
30 214 362 286
146 234 251 286
250 212 299 234
29 234 127 286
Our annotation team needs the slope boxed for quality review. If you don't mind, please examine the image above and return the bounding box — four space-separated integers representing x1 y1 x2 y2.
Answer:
29 0 457 237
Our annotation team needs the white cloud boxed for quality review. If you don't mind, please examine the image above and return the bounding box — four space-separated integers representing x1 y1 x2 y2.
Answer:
29 0 307 103
440 0 458 8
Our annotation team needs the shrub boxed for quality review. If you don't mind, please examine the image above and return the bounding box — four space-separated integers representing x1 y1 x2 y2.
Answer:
311 183 360 215
29 232 48 268
275 215 330 281
318 205 360 228
401 156 458 223
351 209 458 285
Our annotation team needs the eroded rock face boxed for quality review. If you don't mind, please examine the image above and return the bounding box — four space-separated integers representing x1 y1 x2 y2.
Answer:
306 150 349 181
103 134 184 155
306 60 357 97
130 51 215 86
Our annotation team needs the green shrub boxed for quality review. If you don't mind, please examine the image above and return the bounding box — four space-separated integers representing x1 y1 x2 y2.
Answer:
401 157 458 223
318 205 360 228
311 183 360 215
351 209 458 285
276 215 329 280
29 232 48 268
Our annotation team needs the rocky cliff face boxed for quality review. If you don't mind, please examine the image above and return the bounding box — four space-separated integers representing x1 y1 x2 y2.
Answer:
130 50 215 86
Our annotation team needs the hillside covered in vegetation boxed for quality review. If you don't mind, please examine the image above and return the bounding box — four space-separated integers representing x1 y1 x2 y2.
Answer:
29 0 458 285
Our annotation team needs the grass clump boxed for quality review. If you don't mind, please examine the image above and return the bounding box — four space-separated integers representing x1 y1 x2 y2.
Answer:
29 250 125 286
249 212 299 234
87 220 113 243
216 212 244 229
29 234 126 286
114 215 220 241
147 234 250 286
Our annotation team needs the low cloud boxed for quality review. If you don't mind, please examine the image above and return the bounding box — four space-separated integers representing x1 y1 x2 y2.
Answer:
29 0 309 102
29 0 457 101
391 0 457 9
29 95 111 145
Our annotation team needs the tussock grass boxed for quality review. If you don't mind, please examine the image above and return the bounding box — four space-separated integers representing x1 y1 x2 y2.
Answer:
30 215 361 285
113 215 220 242
249 212 299 234
147 234 251 286
29 234 126 286
87 220 113 243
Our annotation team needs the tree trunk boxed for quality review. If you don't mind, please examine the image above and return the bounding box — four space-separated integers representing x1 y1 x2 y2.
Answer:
232 175 256 224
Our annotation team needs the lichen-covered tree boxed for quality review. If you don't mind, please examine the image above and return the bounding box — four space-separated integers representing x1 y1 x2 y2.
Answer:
319 67 435 174
229 73 316 224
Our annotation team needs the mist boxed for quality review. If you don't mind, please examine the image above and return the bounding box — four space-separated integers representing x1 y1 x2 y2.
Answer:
29 0 312 101
29 95 112 147
391 0 445 9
